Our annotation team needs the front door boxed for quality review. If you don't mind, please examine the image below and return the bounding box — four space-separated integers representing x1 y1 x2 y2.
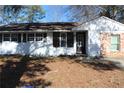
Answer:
76 32 86 54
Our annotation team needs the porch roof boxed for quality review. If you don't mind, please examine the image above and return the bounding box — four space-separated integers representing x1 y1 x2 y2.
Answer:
0 22 79 31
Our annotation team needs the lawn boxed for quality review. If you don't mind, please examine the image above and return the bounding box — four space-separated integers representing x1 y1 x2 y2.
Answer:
0 55 124 88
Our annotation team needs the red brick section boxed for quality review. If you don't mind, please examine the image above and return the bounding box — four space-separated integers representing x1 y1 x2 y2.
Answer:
100 33 124 58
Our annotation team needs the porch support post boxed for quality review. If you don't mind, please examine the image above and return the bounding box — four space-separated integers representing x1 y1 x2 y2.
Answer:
74 32 77 54
21 33 23 43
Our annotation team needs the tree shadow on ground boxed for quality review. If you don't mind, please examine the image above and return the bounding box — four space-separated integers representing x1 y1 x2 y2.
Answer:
18 78 51 88
70 57 122 71
0 55 51 88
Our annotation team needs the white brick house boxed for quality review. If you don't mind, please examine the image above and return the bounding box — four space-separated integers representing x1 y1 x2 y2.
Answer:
0 16 124 58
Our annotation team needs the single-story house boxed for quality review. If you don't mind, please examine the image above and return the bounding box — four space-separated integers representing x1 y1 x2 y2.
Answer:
0 16 124 58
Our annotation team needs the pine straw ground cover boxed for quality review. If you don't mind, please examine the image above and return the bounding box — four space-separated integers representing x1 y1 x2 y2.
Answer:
0 55 124 88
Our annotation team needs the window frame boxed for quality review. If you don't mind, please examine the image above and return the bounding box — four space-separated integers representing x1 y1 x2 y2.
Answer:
53 32 74 48
3 33 10 41
60 32 67 47
11 33 18 42
36 33 47 42
110 34 120 51
27 33 34 42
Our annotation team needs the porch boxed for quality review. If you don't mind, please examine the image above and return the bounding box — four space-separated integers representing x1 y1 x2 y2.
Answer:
0 31 88 56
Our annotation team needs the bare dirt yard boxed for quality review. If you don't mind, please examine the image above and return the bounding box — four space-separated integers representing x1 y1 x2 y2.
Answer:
0 55 124 88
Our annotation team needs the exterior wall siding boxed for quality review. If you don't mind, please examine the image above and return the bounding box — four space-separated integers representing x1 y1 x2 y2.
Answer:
0 32 76 56
100 32 124 58
88 30 101 57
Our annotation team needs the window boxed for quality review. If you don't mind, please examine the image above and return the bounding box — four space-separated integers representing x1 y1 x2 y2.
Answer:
110 35 120 51
0 34 2 43
11 33 18 42
53 32 74 48
11 33 21 43
27 33 34 41
60 33 67 47
67 32 74 47
4 34 10 41
36 33 47 41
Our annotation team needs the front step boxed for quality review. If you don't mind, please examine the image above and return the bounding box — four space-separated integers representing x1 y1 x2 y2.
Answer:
75 54 87 57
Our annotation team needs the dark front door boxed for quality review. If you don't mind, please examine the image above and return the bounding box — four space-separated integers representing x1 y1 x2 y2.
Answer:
76 32 86 54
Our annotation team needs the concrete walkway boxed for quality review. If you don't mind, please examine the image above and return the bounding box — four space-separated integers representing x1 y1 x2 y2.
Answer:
103 57 124 69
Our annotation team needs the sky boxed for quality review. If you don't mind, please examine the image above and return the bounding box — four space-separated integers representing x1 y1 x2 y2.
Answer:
0 5 70 24
42 5 69 22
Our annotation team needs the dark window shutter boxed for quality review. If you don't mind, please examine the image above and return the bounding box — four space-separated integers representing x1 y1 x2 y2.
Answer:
53 32 60 47
67 32 74 47
23 33 26 42
18 33 21 43
43 33 47 38
0 34 2 43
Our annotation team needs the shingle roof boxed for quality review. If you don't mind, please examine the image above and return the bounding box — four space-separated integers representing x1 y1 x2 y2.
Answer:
79 16 124 26
0 22 79 31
